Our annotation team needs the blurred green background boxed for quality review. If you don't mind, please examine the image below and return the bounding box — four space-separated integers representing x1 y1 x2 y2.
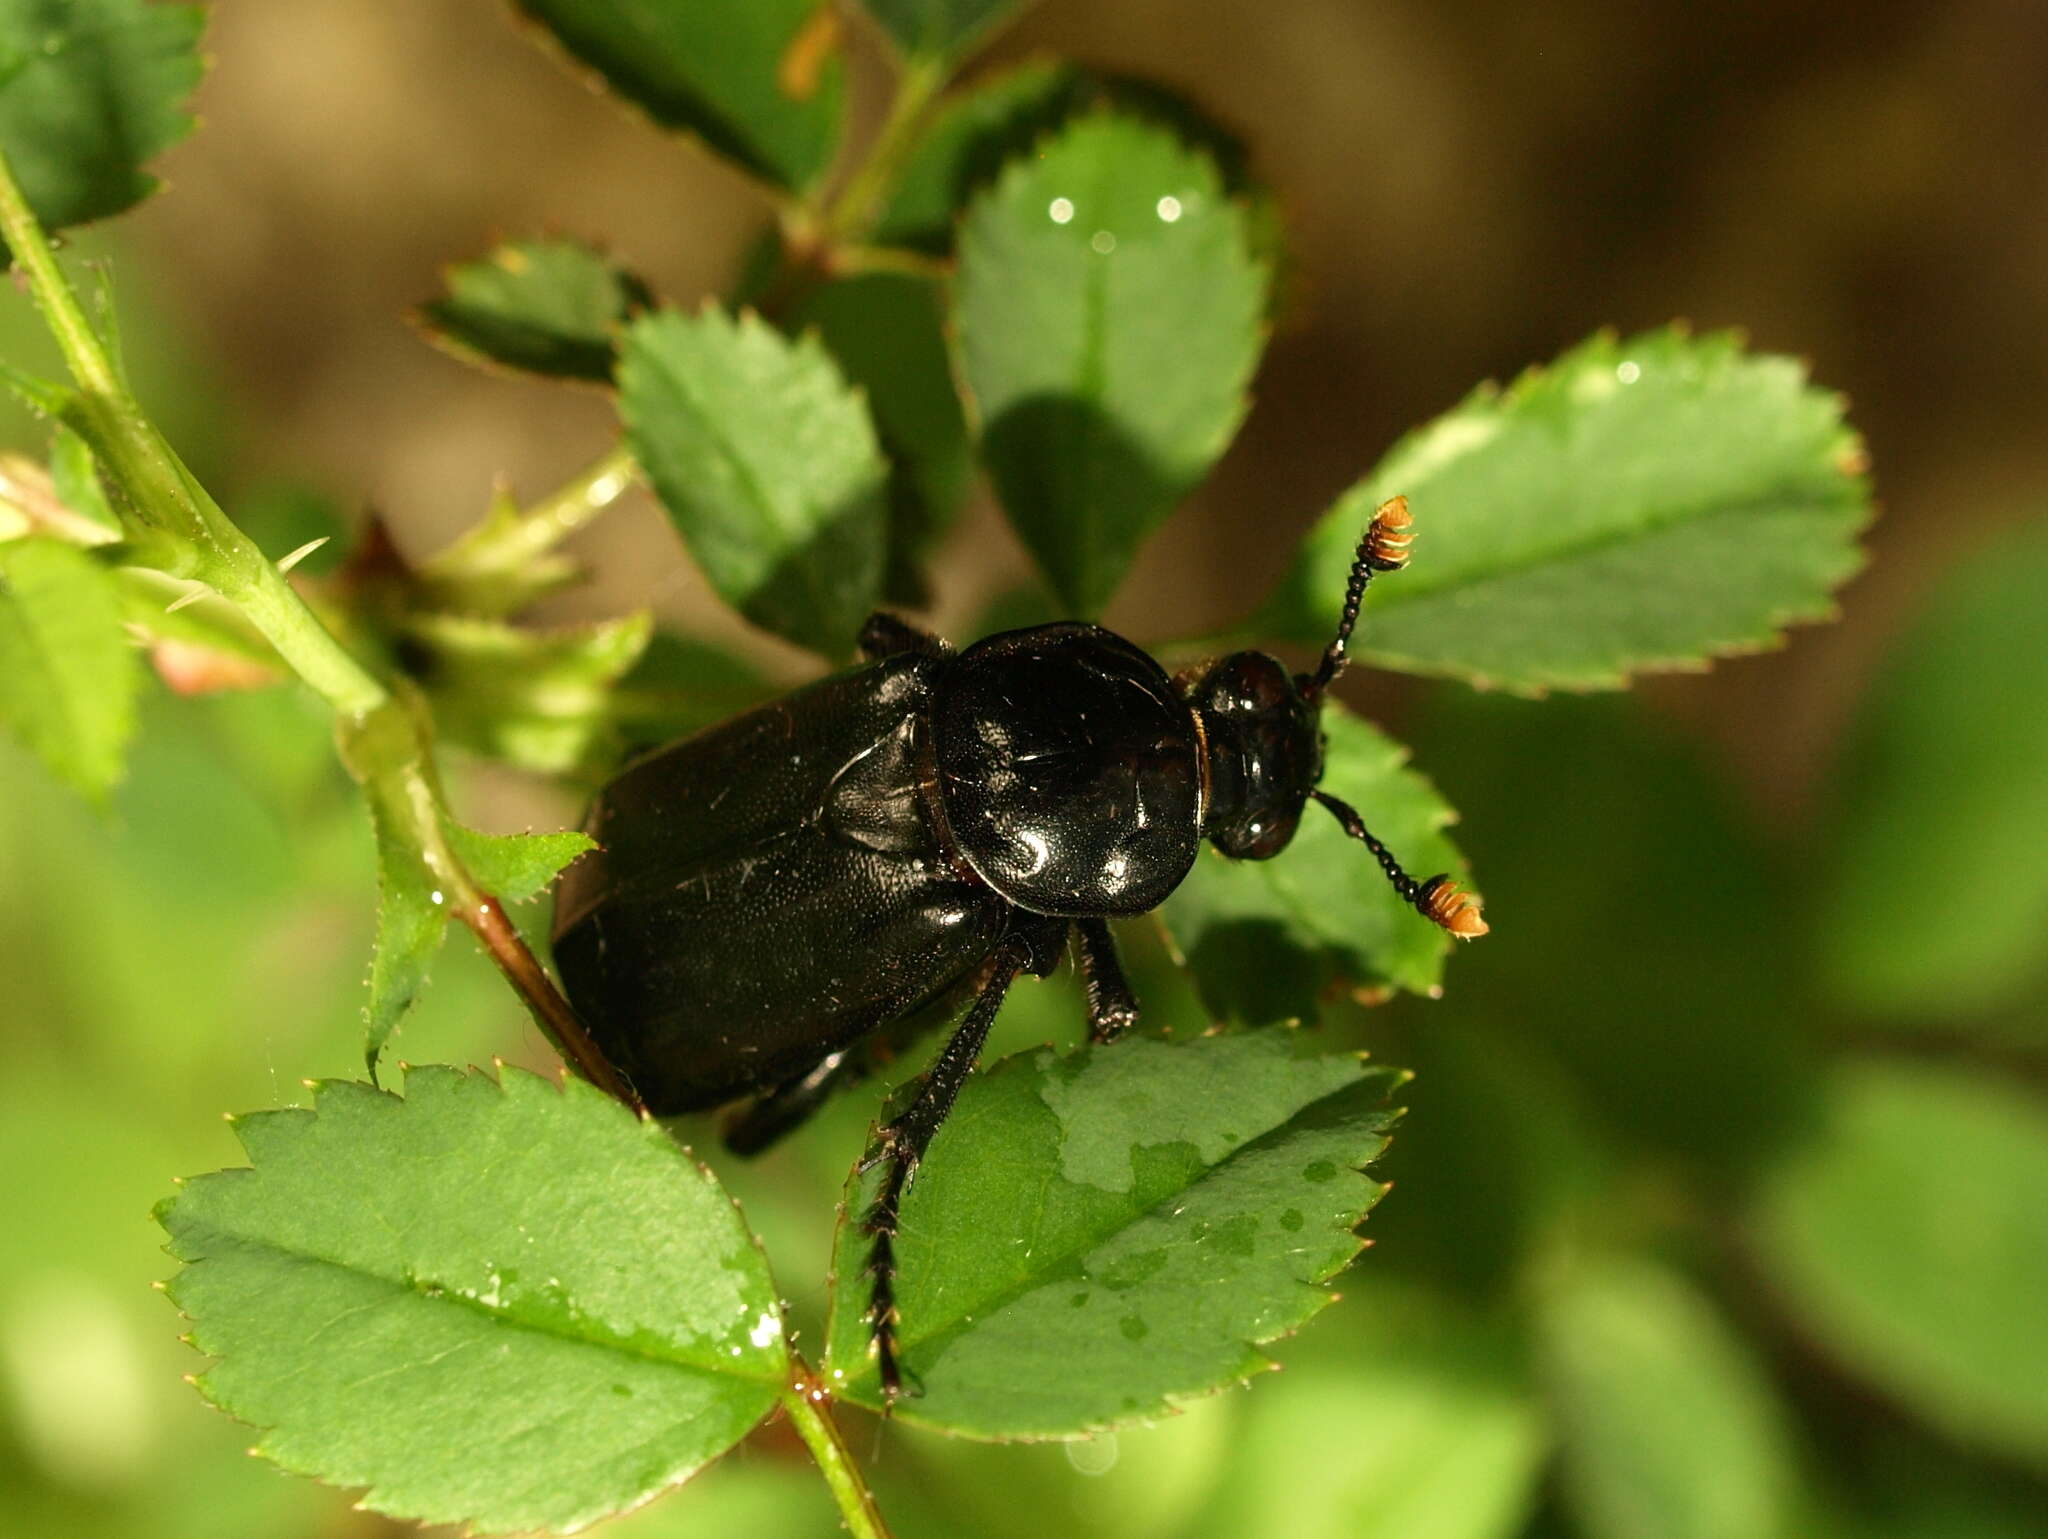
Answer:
3 2 2045 1536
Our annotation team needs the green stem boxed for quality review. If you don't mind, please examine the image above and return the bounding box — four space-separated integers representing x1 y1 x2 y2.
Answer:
823 53 947 245
0 157 119 400
0 143 637 1109
782 1363 892 1539
0 144 388 719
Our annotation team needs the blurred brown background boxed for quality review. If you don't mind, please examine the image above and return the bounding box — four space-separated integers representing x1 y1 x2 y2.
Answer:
118 0 2048 799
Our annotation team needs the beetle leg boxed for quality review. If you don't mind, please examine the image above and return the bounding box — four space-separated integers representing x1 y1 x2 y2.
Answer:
859 610 954 660
721 1049 864 1157
862 939 1029 1404
1074 917 1140 1044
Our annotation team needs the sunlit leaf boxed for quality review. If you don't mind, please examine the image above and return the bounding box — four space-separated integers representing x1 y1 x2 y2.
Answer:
1158 703 1465 1021
619 306 886 656
955 112 1267 614
1818 523 2048 1024
1750 1057 2048 1471
1539 1254 1798 1539
1262 329 1870 691
822 1029 1400 1436
512 0 844 191
445 824 598 907
0 0 204 256
0 535 137 800
419 237 652 382
158 1066 788 1534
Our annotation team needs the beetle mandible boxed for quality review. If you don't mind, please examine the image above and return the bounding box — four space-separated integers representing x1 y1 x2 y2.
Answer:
549 496 1485 1400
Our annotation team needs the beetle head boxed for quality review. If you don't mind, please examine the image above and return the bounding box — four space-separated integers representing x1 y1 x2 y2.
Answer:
1188 650 1322 859
1191 496 1487 936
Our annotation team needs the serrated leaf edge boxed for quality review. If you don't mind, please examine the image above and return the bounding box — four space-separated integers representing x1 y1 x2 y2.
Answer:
1269 325 1875 694
823 1040 1404 1436
410 232 655 387
156 1064 790 1531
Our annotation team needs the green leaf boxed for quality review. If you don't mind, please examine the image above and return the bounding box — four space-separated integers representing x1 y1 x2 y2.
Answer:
955 112 1268 615
1158 703 1465 1022
158 1066 788 1534
360 743 594 1073
0 535 137 800
876 63 1268 260
1538 1254 1798 1539
512 0 844 192
48 422 120 534
0 351 73 415
419 237 652 382
821 1029 1401 1435
1189 1281 1547 1539
0 0 204 253
405 610 653 775
864 0 1027 65
790 272 970 604
876 59 1080 254
361 775 454 1072
1261 328 1870 692
445 823 596 905
619 306 887 656
1750 1057 2048 1471
1817 523 2048 1023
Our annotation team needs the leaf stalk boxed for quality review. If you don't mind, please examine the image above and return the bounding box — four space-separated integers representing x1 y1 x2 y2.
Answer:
783 1361 893 1539
822 52 947 244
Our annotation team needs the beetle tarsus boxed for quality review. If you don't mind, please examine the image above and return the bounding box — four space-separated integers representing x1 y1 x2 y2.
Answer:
859 610 953 661
1074 917 1140 1044
1310 789 1489 939
860 940 1030 1403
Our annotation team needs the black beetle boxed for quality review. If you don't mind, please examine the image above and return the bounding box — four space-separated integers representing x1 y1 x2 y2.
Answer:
550 496 1484 1398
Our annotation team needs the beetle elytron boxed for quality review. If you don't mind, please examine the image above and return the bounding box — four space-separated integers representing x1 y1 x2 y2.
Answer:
550 497 1485 1399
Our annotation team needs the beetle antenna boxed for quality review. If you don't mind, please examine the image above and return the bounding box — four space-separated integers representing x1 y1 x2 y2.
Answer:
1310 788 1487 938
1305 496 1412 700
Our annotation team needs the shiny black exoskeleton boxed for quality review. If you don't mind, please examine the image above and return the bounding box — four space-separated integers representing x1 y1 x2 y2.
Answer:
550 497 1484 1399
